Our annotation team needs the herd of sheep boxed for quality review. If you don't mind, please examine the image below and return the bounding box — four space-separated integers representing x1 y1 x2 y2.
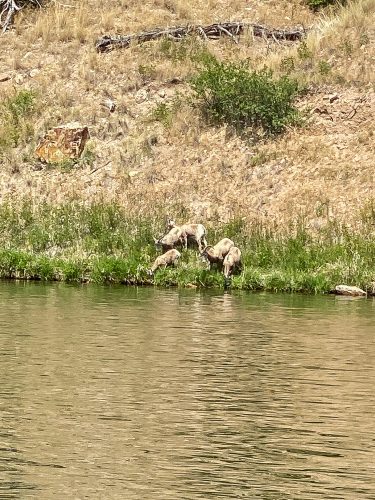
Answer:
148 218 242 279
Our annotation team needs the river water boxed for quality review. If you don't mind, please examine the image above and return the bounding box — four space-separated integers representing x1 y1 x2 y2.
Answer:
1 282 375 499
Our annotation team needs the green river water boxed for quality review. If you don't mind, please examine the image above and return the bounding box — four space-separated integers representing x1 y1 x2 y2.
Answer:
1 282 375 499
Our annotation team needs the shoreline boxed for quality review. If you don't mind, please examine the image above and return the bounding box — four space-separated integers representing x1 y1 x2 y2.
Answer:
0 201 374 295
0 250 373 296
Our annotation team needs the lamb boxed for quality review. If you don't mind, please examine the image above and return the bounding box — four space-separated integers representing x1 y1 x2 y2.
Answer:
148 249 181 275
154 225 187 253
167 218 207 252
223 246 242 278
201 238 234 269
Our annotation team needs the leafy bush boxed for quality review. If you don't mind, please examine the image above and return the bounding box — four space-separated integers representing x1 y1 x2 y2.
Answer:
305 0 346 11
190 58 301 134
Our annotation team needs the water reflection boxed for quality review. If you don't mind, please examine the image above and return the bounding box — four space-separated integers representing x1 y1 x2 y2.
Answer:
0 282 375 498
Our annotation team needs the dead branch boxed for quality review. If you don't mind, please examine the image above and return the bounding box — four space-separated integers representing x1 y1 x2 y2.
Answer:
0 0 42 32
95 22 307 53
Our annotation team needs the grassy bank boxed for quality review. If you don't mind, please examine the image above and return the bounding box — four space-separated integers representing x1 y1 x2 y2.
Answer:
0 202 374 294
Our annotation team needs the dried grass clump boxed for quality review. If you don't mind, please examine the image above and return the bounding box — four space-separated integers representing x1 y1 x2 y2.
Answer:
0 0 44 32
268 0 375 86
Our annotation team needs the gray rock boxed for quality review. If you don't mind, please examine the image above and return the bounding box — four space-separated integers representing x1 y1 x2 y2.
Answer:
334 285 366 296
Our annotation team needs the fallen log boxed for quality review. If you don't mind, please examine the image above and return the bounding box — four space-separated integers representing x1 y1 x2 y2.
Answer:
95 22 307 53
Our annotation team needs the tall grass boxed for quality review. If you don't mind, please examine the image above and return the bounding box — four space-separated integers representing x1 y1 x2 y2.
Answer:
0 201 374 293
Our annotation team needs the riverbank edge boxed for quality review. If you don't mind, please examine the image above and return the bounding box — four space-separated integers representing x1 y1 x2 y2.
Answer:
1 202 375 295
0 250 374 296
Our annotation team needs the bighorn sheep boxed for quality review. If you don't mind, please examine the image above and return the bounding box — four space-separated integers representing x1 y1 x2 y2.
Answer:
223 246 242 278
154 226 187 253
167 218 208 252
201 238 234 269
167 219 207 252
148 249 181 275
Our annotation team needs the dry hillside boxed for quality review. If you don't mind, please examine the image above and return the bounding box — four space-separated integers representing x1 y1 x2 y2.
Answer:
0 0 374 229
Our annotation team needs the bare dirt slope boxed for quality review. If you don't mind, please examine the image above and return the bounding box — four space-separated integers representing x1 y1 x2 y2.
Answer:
0 0 374 228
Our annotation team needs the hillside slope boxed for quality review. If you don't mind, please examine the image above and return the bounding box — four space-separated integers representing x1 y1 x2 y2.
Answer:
0 0 374 228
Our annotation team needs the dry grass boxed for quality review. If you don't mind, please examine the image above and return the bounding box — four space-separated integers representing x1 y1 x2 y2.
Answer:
0 0 374 229
268 0 375 86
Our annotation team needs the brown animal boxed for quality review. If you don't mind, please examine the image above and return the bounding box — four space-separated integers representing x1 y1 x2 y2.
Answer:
154 226 187 253
148 249 181 275
223 246 242 278
201 238 234 269
167 218 207 252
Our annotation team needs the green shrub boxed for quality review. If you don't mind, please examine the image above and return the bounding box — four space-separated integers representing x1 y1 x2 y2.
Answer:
318 60 332 76
305 0 346 11
190 58 301 134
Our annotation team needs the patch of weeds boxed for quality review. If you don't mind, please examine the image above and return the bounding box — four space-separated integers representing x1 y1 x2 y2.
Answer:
334 74 346 85
360 200 375 227
138 64 157 83
80 142 96 167
0 89 37 153
280 56 296 75
6 89 35 118
305 0 346 11
318 60 331 76
159 37 188 61
159 36 204 62
45 142 96 171
359 32 370 46
60 260 87 282
150 99 181 128
151 102 173 127
46 157 77 172
248 151 271 168
342 38 353 55
297 41 313 60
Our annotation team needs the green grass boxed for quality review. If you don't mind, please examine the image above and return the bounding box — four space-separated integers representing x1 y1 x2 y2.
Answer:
0 201 374 294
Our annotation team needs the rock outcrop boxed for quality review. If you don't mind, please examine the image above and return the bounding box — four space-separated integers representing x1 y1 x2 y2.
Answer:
35 123 89 164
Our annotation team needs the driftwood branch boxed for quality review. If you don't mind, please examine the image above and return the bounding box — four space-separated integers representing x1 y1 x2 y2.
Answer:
96 22 307 53
0 0 42 32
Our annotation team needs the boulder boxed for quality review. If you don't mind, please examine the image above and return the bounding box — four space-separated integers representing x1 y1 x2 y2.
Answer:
35 123 89 164
334 285 366 297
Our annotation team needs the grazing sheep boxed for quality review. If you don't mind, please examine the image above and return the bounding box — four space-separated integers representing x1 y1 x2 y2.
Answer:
154 226 187 253
201 238 234 269
223 246 242 278
148 249 181 275
167 218 207 252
